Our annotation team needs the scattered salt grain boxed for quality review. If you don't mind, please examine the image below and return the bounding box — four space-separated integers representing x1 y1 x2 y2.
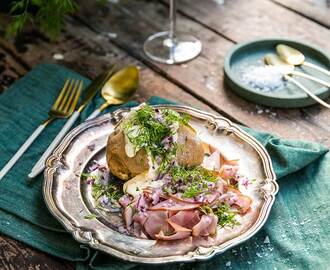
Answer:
225 261 231 267
53 53 64 60
213 0 225 4
247 261 252 265
107 32 117 39
256 252 262 258
240 65 285 92
263 236 270 244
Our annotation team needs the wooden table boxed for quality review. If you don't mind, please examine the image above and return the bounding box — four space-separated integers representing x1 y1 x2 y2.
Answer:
0 0 329 268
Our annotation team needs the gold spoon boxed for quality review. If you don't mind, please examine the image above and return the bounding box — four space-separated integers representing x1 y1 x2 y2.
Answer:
264 54 330 109
86 65 139 120
276 44 330 77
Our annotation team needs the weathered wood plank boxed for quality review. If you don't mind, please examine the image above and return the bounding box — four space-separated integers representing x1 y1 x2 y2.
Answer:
0 47 27 93
76 0 330 146
272 0 330 28
176 0 330 50
0 23 217 114
0 234 74 270
173 0 330 143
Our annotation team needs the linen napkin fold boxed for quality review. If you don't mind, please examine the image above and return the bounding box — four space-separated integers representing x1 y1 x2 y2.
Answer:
0 64 329 270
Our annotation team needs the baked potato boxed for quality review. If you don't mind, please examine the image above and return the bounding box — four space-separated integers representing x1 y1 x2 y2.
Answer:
106 124 204 180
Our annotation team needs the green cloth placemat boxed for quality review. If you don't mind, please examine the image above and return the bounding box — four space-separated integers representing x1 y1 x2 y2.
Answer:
0 64 329 270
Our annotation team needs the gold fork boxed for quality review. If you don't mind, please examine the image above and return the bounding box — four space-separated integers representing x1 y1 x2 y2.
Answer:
0 79 83 180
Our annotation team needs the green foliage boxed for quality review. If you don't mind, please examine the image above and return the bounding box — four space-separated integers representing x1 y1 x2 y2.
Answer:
6 0 78 40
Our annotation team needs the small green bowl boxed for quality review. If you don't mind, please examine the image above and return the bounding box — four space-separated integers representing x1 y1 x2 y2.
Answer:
224 38 330 108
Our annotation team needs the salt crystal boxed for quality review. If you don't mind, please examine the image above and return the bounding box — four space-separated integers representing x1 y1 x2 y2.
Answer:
53 53 64 60
256 252 262 258
225 261 231 267
247 261 252 265
265 109 270 113
263 236 270 244
240 65 285 92
213 0 225 4
257 109 263 114
107 32 117 39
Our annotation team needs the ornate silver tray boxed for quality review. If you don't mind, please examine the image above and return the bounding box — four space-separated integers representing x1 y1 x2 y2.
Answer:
43 105 278 264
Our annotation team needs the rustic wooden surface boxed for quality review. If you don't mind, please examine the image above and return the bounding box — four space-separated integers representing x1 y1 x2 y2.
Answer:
0 0 329 269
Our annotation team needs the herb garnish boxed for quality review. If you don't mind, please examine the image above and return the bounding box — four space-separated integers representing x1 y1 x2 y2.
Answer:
122 104 190 173
84 213 98 220
164 165 218 198
82 172 123 202
201 204 240 228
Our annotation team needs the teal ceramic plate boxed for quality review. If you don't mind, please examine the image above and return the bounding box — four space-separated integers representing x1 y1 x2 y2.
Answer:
224 38 330 108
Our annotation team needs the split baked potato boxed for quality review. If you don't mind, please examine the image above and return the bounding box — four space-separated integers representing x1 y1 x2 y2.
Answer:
106 124 204 180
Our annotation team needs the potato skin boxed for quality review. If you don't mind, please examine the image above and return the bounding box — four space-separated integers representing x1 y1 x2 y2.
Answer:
106 129 148 180
106 125 204 180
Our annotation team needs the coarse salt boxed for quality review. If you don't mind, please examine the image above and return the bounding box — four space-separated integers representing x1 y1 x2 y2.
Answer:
240 65 285 92
263 235 270 244
53 53 64 60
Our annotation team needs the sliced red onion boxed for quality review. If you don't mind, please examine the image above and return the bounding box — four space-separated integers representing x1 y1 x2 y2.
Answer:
88 160 100 172
86 178 95 185
151 189 161 205
99 195 109 207
87 143 95 151
137 195 148 212
119 195 132 208
240 177 250 189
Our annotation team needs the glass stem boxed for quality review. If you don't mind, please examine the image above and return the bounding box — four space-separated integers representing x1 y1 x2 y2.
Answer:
169 0 176 40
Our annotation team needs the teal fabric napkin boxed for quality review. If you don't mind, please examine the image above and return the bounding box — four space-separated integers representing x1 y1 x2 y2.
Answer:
0 64 329 270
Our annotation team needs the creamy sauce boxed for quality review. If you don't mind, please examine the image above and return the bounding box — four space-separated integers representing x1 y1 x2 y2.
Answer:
123 171 164 197
124 126 139 158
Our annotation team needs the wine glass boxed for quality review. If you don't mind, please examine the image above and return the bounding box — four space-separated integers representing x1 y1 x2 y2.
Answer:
143 0 202 64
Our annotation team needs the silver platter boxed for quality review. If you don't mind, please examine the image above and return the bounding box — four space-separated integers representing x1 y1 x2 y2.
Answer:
43 105 278 264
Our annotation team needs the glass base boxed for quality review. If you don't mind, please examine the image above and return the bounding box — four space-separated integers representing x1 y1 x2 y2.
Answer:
143 31 202 64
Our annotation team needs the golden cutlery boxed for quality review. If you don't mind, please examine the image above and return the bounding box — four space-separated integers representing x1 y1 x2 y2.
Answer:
265 54 330 109
28 66 116 179
0 79 83 180
265 54 330 88
86 65 139 120
276 44 330 77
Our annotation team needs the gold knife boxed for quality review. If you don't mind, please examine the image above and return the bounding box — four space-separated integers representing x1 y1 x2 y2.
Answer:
28 66 116 178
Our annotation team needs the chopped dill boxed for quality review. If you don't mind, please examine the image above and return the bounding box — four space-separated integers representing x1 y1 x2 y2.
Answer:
121 104 190 173
84 213 98 220
92 182 122 201
82 170 123 201
164 166 218 198
200 204 240 228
